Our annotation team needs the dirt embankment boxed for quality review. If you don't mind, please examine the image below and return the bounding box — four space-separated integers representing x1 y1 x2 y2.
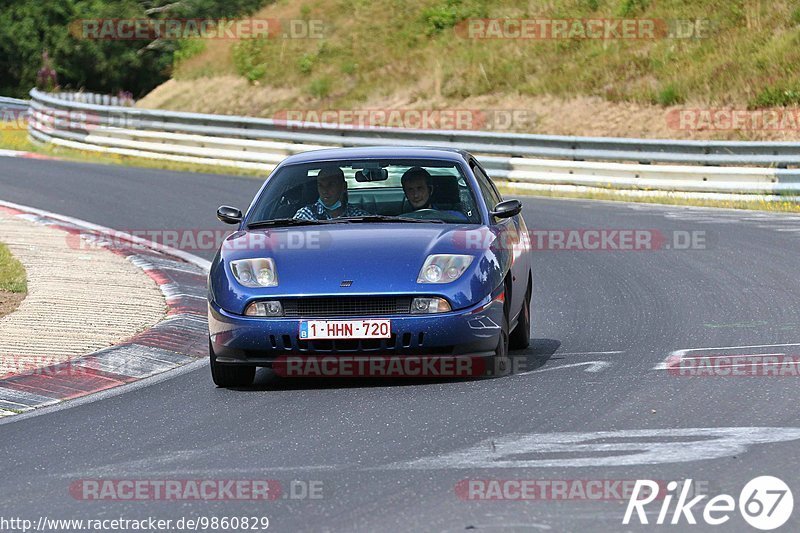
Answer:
139 77 800 142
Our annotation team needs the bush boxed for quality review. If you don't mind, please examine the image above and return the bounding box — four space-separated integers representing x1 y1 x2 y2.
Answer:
232 39 267 83
420 0 488 36
656 83 684 106
173 39 207 67
309 76 332 98
298 53 315 74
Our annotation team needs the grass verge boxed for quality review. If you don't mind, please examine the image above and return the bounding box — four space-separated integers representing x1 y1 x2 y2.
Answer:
0 242 26 294
0 241 27 319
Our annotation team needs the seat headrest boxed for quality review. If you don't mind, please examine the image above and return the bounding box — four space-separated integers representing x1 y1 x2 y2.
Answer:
430 175 460 206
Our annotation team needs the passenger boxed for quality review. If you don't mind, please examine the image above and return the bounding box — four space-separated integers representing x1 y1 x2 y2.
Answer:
293 167 370 220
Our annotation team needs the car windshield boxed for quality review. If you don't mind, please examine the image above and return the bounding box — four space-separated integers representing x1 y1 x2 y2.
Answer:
247 159 482 225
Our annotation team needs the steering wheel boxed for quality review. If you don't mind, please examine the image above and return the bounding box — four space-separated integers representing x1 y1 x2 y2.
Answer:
402 209 443 220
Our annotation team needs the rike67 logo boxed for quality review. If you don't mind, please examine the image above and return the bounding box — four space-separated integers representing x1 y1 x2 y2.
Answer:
624 476 793 530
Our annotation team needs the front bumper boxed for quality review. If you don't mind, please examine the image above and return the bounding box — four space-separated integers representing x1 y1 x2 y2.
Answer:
208 295 504 365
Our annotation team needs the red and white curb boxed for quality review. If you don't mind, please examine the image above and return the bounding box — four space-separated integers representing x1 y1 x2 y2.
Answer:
0 200 210 417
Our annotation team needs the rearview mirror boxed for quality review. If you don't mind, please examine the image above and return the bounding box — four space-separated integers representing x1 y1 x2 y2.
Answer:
217 205 243 225
355 168 389 182
490 199 522 219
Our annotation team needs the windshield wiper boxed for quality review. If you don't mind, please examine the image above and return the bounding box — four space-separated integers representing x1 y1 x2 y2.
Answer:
247 218 334 229
338 215 445 224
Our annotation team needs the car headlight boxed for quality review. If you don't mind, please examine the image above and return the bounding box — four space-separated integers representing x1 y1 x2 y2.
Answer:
245 300 284 316
410 297 451 314
230 258 278 287
417 254 474 283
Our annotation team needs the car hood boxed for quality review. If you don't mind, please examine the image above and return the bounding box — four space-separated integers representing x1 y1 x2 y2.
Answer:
212 223 505 312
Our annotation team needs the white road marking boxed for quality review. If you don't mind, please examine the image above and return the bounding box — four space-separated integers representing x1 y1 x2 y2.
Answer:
756 224 800 230
0 149 30 158
553 350 623 356
517 361 611 376
380 427 800 469
653 343 800 370
443 524 552 531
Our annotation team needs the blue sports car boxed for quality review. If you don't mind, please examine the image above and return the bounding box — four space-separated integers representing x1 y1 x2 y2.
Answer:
208 147 532 387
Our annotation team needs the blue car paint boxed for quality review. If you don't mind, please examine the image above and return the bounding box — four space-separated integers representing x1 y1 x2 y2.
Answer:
208 147 531 363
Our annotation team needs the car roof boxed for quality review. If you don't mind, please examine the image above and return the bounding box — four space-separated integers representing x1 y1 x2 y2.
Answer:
278 146 473 166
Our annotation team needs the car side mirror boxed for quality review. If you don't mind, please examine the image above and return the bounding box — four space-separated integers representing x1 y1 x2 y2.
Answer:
217 205 243 225
490 199 522 219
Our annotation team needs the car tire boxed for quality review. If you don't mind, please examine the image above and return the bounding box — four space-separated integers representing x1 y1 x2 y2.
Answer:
509 281 532 350
490 303 511 377
209 339 255 387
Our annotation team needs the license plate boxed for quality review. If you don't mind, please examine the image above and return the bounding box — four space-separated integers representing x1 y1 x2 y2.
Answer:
299 320 391 340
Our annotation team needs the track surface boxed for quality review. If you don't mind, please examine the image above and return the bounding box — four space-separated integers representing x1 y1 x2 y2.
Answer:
2 157 800 532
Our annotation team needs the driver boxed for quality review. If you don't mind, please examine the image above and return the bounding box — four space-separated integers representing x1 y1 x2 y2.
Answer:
401 166 469 222
293 167 370 220
401 167 436 211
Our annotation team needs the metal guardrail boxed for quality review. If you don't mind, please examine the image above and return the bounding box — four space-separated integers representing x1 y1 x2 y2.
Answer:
26 89 800 197
0 96 30 113
48 91 134 107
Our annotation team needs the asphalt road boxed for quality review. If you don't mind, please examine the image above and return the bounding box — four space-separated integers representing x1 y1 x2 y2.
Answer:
2 156 800 532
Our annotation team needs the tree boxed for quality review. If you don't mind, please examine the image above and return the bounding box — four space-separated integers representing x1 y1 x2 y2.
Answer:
0 0 270 98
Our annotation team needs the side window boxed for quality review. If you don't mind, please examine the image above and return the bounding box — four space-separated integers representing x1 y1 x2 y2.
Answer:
471 162 502 211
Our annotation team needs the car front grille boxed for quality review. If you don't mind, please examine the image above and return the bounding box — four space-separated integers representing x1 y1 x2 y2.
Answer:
281 296 412 318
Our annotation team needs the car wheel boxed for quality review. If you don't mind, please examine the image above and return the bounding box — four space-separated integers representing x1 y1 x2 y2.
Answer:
509 281 532 350
209 338 255 387
490 302 511 376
